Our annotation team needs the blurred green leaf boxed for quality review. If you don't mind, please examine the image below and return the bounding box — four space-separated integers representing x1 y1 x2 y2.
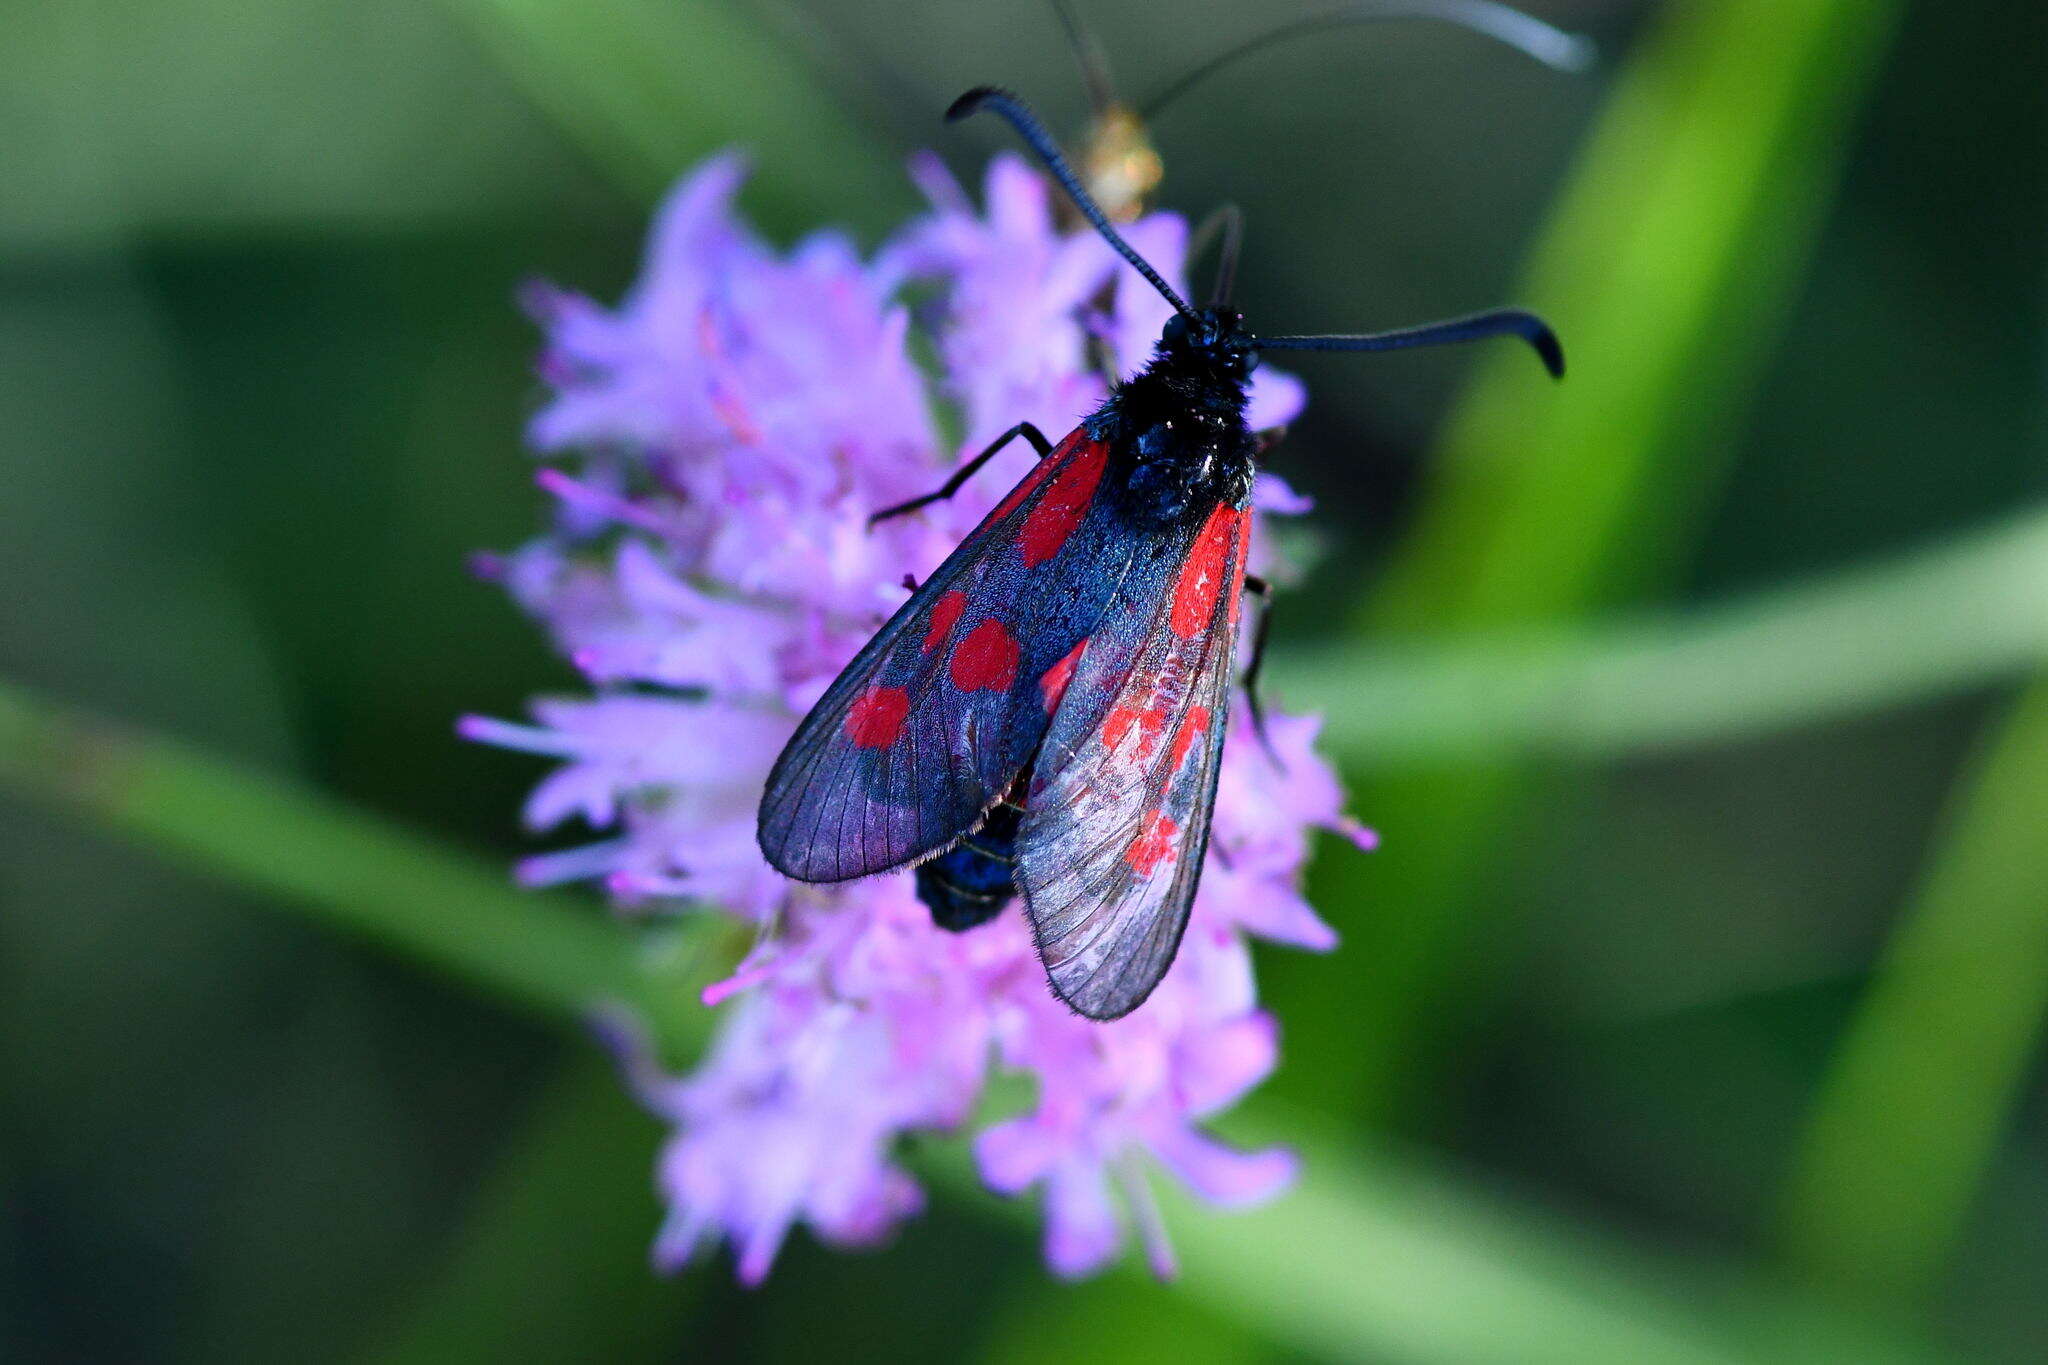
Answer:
1280 502 2048 762
1 0 911 247
360 1058 690 1365
0 0 592 246
440 0 910 233
0 680 711 1055
1295 0 1906 1119
1158 1120 1934 1365
1776 679 2048 1304
923 1111 1950 1365
973 1276 1265 1365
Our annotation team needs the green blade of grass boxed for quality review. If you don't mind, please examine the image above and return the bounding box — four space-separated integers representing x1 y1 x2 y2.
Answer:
1279 502 2048 762
358 1058 693 1365
1370 0 1901 626
1290 0 1905 1120
1776 678 2048 1303
0 680 713 1055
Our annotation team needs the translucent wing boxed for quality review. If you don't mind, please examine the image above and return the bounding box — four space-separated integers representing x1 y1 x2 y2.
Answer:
1016 499 1250 1018
758 430 1135 882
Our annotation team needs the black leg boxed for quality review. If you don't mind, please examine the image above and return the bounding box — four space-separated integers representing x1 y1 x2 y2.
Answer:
1083 334 1121 390
869 422 1054 527
1240 574 1284 769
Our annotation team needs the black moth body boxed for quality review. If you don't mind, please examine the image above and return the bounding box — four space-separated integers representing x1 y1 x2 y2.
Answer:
913 310 1262 940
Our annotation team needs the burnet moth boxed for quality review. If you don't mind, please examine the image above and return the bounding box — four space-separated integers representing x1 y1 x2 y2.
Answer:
759 11 1576 1020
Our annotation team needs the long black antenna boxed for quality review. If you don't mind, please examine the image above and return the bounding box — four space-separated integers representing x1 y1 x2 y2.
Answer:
1048 0 1117 116
1140 0 1594 120
1258 308 1565 377
948 87 1197 320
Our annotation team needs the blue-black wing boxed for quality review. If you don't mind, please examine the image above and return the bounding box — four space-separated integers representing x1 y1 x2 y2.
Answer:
758 430 1135 882
1016 500 1250 1019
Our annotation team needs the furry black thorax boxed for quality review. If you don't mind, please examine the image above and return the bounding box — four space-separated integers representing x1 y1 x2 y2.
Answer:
1085 307 1259 530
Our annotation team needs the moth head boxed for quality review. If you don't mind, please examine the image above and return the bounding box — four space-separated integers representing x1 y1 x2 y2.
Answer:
1160 307 1258 379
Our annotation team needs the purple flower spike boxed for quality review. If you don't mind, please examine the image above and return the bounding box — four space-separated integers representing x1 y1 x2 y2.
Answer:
470 153 1367 1283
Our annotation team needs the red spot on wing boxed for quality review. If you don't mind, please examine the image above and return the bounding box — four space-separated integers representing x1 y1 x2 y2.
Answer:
924 590 967 652
1040 639 1088 713
1170 705 1212 771
1126 810 1180 876
1103 703 1166 759
986 429 1084 525
844 686 910 749
1172 503 1241 638
950 619 1020 691
1018 440 1107 568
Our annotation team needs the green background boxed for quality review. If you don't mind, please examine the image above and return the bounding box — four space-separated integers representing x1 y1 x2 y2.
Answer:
3 1 2044 1360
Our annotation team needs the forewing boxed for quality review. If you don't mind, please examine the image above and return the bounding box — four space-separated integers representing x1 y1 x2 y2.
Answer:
1016 499 1250 1019
759 430 1133 882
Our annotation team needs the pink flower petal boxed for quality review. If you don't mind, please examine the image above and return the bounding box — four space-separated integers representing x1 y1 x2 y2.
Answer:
1043 1162 1123 1279
974 1116 1059 1195
1151 1129 1298 1208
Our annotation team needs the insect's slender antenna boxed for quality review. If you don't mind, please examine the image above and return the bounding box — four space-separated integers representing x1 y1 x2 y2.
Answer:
1048 0 1117 117
1258 307 1565 377
1139 0 1594 121
949 87 1198 320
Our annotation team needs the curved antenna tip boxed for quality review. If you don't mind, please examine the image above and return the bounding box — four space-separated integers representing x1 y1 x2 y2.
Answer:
946 86 1004 122
1139 1 1598 121
1255 306 1567 377
1543 33 1599 75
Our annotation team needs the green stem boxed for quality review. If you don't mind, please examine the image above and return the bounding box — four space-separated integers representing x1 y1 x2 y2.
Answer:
1776 678 2048 1302
0 681 711 1054
1280 504 2048 762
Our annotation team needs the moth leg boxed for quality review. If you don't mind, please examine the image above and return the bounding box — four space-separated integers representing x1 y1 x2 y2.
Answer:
1241 573 1285 770
1187 202 1244 308
868 422 1054 527
1080 330 1121 390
